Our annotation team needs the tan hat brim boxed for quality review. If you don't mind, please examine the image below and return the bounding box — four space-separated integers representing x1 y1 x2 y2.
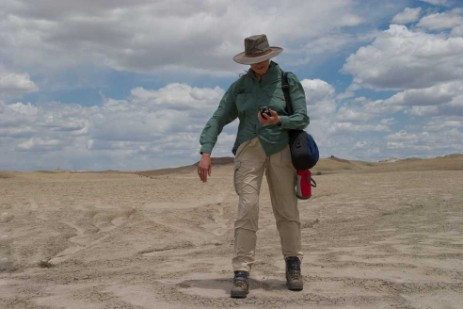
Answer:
233 47 283 65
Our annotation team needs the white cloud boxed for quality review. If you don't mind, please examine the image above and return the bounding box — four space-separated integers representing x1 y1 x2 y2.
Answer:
312 76 463 160
1 72 462 170
0 101 38 128
418 0 450 5
408 105 440 116
17 138 61 151
0 0 365 77
301 79 335 105
392 7 422 24
329 122 390 134
0 71 38 98
129 84 223 111
0 83 228 170
300 79 337 141
417 12 463 30
386 128 462 156
385 81 460 106
341 17 463 146
1 1 462 169
424 117 463 131
385 81 463 116
343 24 463 90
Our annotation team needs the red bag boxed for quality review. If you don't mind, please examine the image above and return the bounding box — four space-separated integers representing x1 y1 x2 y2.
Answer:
296 169 316 200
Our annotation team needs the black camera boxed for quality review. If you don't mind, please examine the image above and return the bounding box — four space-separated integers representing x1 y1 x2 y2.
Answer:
260 106 271 117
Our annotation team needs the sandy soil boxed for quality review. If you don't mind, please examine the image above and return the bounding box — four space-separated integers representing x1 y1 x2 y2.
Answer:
1 155 463 308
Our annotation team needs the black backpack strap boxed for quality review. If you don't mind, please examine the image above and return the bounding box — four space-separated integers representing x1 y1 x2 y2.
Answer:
281 71 294 115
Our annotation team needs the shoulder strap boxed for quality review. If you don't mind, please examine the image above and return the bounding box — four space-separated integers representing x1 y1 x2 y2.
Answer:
281 71 294 115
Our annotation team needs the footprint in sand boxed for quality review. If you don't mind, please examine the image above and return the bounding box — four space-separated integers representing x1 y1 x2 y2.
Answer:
48 208 135 264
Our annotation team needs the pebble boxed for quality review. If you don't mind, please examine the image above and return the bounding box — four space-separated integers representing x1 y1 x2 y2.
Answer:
0 212 14 223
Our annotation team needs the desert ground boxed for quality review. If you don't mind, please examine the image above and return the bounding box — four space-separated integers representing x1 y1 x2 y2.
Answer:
1 154 463 309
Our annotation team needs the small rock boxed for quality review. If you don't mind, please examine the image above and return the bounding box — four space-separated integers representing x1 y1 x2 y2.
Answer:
0 212 14 223
38 260 54 268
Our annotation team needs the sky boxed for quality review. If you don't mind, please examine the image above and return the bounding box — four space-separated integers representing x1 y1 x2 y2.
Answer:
1 0 462 171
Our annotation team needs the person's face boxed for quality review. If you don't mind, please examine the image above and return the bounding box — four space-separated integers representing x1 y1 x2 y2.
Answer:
250 59 270 77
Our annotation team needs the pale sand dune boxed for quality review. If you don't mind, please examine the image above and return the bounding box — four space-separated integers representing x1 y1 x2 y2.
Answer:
1 155 462 308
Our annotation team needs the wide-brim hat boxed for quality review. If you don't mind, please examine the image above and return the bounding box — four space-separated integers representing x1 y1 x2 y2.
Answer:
233 34 283 65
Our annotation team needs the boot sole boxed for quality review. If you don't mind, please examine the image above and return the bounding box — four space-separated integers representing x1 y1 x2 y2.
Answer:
287 281 303 291
230 291 248 298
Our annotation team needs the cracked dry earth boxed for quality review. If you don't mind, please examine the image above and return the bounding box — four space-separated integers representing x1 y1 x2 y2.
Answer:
1 159 462 309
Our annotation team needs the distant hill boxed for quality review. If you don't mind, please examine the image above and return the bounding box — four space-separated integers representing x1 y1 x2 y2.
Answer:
312 154 463 174
135 157 234 177
3 154 461 177
134 154 463 178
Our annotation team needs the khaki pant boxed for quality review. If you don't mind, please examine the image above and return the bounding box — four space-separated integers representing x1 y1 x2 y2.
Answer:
232 138 302 272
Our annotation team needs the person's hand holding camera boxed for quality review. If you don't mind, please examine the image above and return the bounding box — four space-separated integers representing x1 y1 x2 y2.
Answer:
258 106 281 126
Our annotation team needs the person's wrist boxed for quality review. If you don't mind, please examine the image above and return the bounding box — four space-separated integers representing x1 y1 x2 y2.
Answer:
201 152 211 158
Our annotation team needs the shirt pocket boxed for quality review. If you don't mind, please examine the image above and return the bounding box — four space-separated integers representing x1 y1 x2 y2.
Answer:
233 160 241 195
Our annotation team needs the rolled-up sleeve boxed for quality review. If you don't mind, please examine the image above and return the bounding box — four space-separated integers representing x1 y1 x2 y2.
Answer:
199 85 238 154
278 72 309 130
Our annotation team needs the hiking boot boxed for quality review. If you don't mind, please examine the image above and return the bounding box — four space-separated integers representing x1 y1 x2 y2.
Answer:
286 256 303 291
230 271 249 298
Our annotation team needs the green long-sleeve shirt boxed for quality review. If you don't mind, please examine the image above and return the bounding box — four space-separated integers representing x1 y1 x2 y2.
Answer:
200 61 309 156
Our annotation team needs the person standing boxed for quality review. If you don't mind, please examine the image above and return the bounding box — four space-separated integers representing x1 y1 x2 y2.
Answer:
197 34 309 298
